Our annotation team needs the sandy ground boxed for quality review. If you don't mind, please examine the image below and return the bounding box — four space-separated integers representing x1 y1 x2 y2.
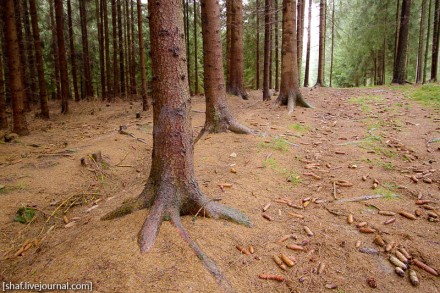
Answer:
0 87 439 292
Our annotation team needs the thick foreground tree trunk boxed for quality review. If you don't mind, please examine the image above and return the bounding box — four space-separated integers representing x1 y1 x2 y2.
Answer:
2 0 29 135
227 0 248 99
196 0 252 140
102 0 251 290
29 0 49 118
275 0 312 113
393 0 411 84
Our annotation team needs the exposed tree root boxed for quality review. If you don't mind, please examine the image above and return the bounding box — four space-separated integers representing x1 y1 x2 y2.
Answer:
227 88 249 100
274 90 313 114
194 118 254 144
101 181 251 293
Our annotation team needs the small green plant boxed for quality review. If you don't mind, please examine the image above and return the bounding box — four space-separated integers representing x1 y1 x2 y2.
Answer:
14 207 36 224
262 157 279 169
381 161 394 170
288 123 310 132
373 185 399 200
259 138 289 152
285 170 302 186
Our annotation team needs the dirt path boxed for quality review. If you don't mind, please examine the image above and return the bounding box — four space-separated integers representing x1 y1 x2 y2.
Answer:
0 87 439 292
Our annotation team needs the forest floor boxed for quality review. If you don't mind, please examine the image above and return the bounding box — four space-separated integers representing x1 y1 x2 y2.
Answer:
0 86 439 293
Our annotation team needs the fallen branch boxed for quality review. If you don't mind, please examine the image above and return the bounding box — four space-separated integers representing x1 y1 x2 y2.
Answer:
333 194 398 204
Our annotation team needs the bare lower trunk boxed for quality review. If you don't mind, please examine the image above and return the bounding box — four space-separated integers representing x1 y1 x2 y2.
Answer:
424 0 432 83
67 0 79 102
256 0 260 89
297 0 305 83
23 0 38 106
118 0 125 96
103 0 112 98
97 0 106 99
102 1 251 290
304 0 312 87
15 1 31 112
274 0 279 90
137 0 148 110
431 0 440 81
416 0 427 83
316 0 326 87
112 0 119 99
0 44 6 129
276 0 311 113
263 0 271 100
193 0 199 95
393 0 411 84
329 0 335 87
54 0 69 113
79 0 93 98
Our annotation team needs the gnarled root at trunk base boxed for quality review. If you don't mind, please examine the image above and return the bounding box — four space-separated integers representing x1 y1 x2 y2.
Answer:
194 117 254 144
101 180 252 293
274 90 313 114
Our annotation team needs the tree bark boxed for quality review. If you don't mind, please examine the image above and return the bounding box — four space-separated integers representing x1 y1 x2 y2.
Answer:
304 0 312 87
0 42 6 129
67 0 80 102
424 0 433 83
102 1 251 290
256 0 260 89
297 0 305 83
227 0 248 99
112 0 119 99
226 0 231 86
23 0 38 106
263 0 271 100
316 0 326 86
2 0 29 135
129 0 137 95
274 0 279 90
137 0 148 110
97 0 106 98
329 0 335 87
382 1 388 85
103 0 112 98
185 0 191 95
417 0 427 83
194 0 199 95
392 0 411 84
431 0 440 81
117 0 125 96
394 0 401 64
29 0 49 118
15 1 31 112
275 0 311 113
54 0 69 113
79 0 93 98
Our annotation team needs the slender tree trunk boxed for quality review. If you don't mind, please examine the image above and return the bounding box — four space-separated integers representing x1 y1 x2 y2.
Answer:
304 0 312 87
23 0 37 106
29 0 49 118
185 0 191 94
112 0 119 99
297 0 305 83
392 0 412 84
0 17 11 105
274 0 279 90
226 0 231 86
424 0 433 83
329 0 335 87
431 0 440 81
316 0 326 86
394 0 401 64
54 0 69 113
256 0 260 89
263 0 271 100
197 0 252 138
79 0 93 98
103 0 112 98
67 0 79 102
193 0 199 95
227 0 248 99
97 0 106 98
123 0 129 96
0 43 6 129
15 1 31 112
125 0 131 95
118 0 125 96
269 11 273 90
382 1 388 85
130 0 137 94
137 0 148 111
417 0 427 83
102 1 252 291
276 0 311 113
49 0 61 100
2 0 29 135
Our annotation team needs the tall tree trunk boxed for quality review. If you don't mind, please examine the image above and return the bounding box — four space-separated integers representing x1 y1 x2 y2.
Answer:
193 0 199 95
269 10 273 90
97 0 106 98
67 0 79 102
185 0 191 94
125 0 132 95
137 0 148 110
196 0 252 139
54 0 69 113
2 0 29 135
431 0 440 81
117 0 125 96
123 0 129 96
129 0 137 94
103 0 112 98
424 0 433 83
29 0 49 118
256 0 260 89
15 1 31 112
393 0 411 84
263 0 271 100
0 16 11 105
304 0 312 87
0 43 6 129
226 0 231 86
102 1 251 291
79 0 93 98
276 0 311 113
112 0 119 99
417 0 427 83
394 0 401 64
297 0 305 83
316 0 326 86
274 0 280 90
329 0 335 87
382 1 388 85
49 0 61 100
227 0 248 99
23 0 38 106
